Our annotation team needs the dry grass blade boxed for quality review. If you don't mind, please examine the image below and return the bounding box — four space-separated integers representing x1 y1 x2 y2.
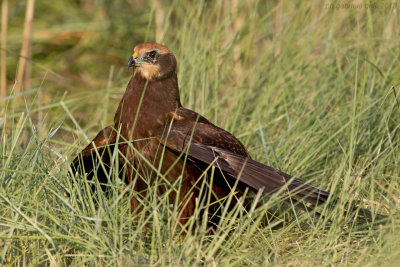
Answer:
16 0 35 96
0 0 7 99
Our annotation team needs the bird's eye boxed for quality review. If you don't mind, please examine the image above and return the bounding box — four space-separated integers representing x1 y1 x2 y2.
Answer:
148 50 157 59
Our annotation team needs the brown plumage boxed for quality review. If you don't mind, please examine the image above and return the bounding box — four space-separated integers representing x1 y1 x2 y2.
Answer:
71 42 330 225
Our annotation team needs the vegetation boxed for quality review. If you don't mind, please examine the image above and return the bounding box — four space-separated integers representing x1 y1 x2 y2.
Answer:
1 0 399 265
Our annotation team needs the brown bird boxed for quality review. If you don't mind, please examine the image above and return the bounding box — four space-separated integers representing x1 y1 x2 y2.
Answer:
71 42 330 225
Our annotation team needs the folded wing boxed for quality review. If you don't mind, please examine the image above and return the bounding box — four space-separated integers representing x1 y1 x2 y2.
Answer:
157 107 330 207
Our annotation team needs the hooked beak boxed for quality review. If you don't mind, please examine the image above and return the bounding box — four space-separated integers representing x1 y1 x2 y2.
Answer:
128 56 135 69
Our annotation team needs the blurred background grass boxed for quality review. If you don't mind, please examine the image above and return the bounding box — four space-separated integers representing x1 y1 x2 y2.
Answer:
1 0 400 265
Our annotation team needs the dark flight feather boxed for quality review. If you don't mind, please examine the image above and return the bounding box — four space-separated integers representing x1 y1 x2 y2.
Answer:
70 126 115 190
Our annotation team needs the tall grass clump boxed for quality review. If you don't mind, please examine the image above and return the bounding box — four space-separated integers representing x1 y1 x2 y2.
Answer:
1 0 399 265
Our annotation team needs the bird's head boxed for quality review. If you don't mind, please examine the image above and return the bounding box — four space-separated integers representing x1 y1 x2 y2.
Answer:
128 42 177 81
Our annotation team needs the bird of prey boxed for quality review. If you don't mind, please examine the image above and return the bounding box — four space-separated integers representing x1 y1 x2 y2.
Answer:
71 42 330 225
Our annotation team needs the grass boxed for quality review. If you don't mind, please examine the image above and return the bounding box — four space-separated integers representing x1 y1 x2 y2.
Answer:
1 0 400 265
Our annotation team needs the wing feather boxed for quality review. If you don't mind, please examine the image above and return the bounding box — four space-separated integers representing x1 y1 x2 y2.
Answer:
185 143 329 206
70 126 115 188
157 108 330 206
